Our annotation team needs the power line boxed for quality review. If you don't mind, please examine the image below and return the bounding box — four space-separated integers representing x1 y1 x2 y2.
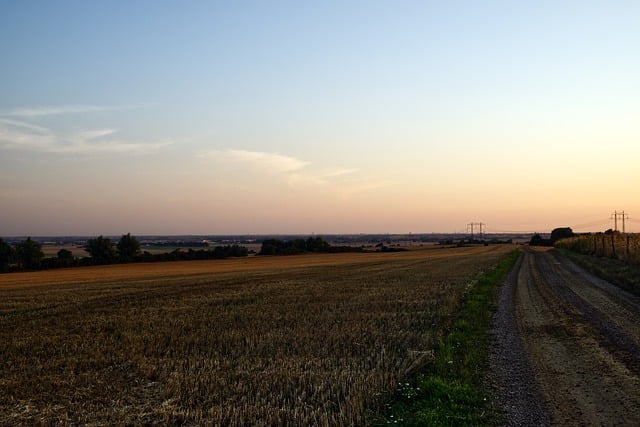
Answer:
460 212 637 236
611 211 630 232
569 219 611 230
467 222 485 239
491 231 537 234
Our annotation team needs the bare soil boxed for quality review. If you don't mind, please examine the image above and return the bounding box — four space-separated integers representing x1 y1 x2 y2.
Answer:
491 247 640 426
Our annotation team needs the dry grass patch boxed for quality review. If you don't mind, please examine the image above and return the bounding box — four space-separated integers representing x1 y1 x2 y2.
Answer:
0 245 513 425
556 233 640 264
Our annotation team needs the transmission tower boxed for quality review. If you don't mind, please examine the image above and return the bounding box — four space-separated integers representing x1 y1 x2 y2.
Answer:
611 211 629 232
467 222 485 239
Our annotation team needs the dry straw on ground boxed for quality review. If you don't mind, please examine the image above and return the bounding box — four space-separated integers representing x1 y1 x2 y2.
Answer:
0 245 512 425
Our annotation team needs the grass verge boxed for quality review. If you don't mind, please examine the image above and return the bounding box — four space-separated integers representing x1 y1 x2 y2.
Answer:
556 248 640 297
372 249 521 426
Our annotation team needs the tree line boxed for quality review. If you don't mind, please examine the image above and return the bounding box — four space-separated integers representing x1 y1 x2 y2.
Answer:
259 237 362 255
0 235 365 273
0 234 248 273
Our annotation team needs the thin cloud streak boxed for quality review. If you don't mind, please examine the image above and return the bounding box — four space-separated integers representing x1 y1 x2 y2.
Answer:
0 120 172 155
0 104 169 155
70 129 118 142
199 149 377 199
199 149 309 173
0 118 50 133
3 103 151 117
0 126 56 149
319 168 359 178
49 138 173 155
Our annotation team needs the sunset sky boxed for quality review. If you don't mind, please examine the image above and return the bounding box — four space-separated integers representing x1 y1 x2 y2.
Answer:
2 1 639 236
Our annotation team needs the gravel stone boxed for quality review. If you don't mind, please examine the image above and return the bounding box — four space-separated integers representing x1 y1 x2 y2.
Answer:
487 253 552 426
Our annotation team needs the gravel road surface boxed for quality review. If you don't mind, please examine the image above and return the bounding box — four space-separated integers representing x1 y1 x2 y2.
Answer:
489 248 640 426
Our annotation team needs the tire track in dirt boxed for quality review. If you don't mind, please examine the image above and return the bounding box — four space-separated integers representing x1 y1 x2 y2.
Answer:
504 248 640 426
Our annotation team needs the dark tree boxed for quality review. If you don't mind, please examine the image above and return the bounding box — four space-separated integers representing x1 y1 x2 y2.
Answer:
305 237 330 252
259 239 279 255
0 238 13 272
86 236 116 262
13 237 44 270
550 227 574 243
57 248 75 267
57 248 74 260
117 233 141 260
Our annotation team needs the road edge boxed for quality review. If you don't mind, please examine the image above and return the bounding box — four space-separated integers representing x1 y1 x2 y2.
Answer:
487 249 551 426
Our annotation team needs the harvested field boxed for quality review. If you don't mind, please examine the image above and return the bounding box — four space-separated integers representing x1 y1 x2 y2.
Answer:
0 246 500 288
0 245 513 425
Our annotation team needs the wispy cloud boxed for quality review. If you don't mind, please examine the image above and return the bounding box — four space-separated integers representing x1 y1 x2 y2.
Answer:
199 148 375 198
0 118 50 133
318 168 359 179
73 129 117 140
0 119 57 150
50 130 173 155
199 149 309 173
0 104 171 155
3 103 149 117
0 119 171 155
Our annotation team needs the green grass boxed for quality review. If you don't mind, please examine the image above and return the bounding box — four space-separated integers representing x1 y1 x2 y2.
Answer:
373 249 521 426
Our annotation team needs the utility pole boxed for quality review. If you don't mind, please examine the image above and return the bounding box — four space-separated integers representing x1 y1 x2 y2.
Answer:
611 211 630 232
467 222 486 240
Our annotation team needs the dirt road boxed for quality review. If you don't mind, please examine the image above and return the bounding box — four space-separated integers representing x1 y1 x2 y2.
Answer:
491 248 640 426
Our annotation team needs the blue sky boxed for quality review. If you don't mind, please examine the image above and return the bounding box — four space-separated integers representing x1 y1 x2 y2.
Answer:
2 1 639 235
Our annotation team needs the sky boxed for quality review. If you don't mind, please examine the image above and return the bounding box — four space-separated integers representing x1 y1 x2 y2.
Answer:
1 0 640 236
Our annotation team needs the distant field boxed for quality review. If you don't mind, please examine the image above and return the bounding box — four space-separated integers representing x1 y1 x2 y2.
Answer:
0 245 513 425
41 243 88 257
0 246 489 288
39 243 259 258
